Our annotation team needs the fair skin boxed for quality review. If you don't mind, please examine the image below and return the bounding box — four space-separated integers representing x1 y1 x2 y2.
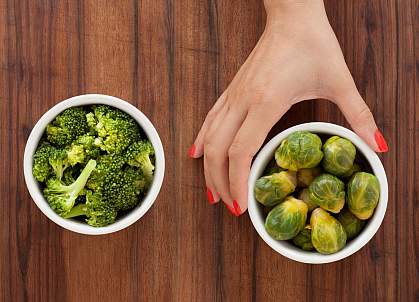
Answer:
189 0 388 216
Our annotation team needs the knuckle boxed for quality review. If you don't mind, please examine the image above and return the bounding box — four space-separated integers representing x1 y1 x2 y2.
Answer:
354 105 373 124
206 108 217 120
249 100 264 110
205 142 222 160
203 130 214 146
228 141 251 160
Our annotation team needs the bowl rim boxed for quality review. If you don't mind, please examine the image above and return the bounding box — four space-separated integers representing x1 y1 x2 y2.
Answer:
23 94 165 235
247 122 388 264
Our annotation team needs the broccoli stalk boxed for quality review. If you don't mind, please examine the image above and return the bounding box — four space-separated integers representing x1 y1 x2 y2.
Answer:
64 203 88 218
44 159 97 217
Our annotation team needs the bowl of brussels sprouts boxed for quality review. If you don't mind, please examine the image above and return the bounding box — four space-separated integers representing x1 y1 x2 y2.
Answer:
23 94 165 235
248 123 388 264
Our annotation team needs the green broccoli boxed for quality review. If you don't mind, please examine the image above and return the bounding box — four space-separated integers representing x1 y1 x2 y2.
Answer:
49 148 69 180
65 190 117 227
62 167 76 185
33 142 70 181
66 144 85 166
33 141 55 182
46 107 89 147
62 167 89 198
90 105 141 154
86 112 98 134
65 167 145 226
99 167 146 211
33 105 155 227
86 154 125 191
43 159 96 217
125 140 155 181
65 134 101 166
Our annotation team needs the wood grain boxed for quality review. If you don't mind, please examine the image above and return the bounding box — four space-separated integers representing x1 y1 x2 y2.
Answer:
0 0 417 301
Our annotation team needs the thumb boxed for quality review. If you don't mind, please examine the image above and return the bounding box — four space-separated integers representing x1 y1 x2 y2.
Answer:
336 91 388 153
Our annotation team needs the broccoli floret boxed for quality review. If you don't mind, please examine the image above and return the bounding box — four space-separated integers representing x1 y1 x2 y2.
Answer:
65 134 101 166
125 140 155 182
99 167 145 211
46 107 89 147
43 159 96 217
66 144 85 166
49 148 69 180
65 191 117 227
86 112 98 135
33 141 55 182
75 134 101 158
90 105 141 154
86 154 125 190
33 142 70 181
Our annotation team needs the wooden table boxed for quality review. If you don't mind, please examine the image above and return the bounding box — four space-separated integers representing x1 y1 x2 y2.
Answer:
1 1 417 301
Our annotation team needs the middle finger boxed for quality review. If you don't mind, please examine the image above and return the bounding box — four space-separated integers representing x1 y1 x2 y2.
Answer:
204 103 247 212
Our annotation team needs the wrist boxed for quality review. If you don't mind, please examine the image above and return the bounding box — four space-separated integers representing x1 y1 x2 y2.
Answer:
264 0 323 13
264 0 329 30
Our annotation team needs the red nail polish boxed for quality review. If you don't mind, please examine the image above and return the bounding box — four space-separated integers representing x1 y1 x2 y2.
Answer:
225 202 239 216
206 188 215 204
188 144 196 158
233 200 242 216
374 130 388 152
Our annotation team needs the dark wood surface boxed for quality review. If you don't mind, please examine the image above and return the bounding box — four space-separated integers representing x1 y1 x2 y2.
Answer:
1 1 417 301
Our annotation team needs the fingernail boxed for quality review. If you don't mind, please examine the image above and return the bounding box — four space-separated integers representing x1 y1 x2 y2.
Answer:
206 188 215 204
233 200 242 216
188 144 196 158
225 202 239 217
374 130 388 152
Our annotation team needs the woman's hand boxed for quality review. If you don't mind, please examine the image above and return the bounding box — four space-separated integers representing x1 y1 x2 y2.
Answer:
188 0 388 216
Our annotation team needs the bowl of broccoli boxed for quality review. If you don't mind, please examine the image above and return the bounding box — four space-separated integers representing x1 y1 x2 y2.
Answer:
24 94 165 235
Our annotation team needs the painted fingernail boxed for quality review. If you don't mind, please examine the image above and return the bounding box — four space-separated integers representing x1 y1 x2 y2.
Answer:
233 200 242 216
374 130 388 152
188 144 196 158
225 202 239 217
206 188 215 204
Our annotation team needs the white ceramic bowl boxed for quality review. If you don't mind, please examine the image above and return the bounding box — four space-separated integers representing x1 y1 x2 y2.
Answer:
24 94 165 235
248 122 388 264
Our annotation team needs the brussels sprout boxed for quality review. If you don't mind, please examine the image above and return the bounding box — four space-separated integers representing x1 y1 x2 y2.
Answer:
254 171 297 207
297 167 322 187
310 208 347 254
263 158 285 175
292 226 314 251
341 163 361 179
275 131 323 171
347 172 380 220
265 196 308 240
322 136 356 176
337 208 365 239
309 174 345 213
298 188 317 212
